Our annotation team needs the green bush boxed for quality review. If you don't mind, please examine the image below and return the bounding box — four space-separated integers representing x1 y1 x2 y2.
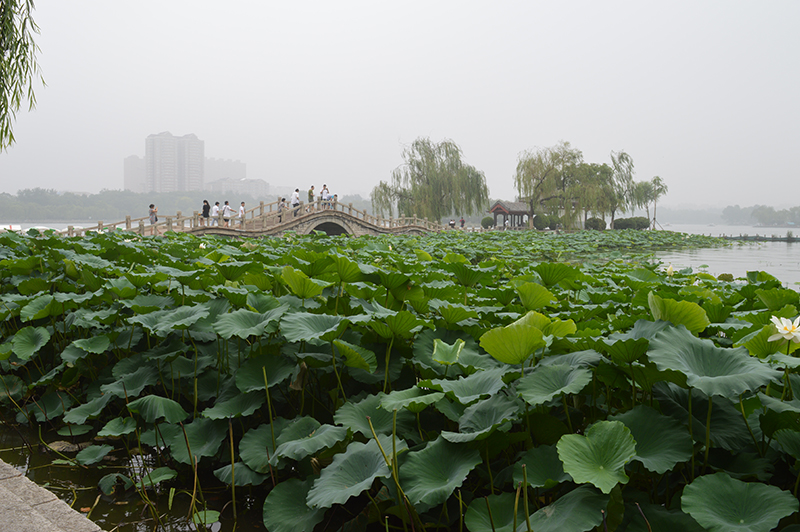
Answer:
533 214 548 230
613 217 650 230
585 217 606 230
481 216 494 229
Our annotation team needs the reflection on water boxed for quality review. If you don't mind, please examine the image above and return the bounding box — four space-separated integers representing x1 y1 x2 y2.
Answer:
653 241 800 288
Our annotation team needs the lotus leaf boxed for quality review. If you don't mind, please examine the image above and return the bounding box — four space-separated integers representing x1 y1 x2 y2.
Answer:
682 472 799 532
11 326 50 361
512 444 571 489
213 462 267 486
479 311 546 365
608 405 693 474
399 436 481 511
517 364 592 407
527 485 609 532
648 292 710 334
556 420 636 494
441 392 521 443
648 326 781 399
463 492 526 532
168 417 228 465
262 477 326 532
76 444 114 466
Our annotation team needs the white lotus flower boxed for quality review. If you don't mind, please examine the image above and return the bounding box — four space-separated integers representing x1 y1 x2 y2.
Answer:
199 243 207 249
768 316 800 343
666 264 674 277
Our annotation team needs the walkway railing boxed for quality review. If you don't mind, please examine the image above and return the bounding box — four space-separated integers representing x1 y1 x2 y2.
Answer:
52 199 445 236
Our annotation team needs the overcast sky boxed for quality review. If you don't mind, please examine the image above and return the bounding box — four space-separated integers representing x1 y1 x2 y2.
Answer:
1 1 798 208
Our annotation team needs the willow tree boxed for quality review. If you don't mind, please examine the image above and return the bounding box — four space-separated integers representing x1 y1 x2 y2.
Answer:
1 0 43 149
650 176 668 228
513 141 583 222
371 138 489 222
605 150 635 229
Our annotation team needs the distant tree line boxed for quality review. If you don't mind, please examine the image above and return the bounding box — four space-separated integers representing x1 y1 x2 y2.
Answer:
722 205 800 226
0 188 374 223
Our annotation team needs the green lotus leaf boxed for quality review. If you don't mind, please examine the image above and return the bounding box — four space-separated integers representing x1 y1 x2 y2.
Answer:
245 292 281 313
98 473 134 496
648 326 781 399
101 366 158 399
168 417 228 465
119 294 173 313
516 282 557 310
399 436 481 511
56 424 93 437
282 265 331 299
600 337 649 365
380 387 445 414
334 338 377 373
370 310 430 339
72 335 111 355
334 393 415 438
755 287 799 311
681 472 799 532
557 420 636 494
63 394 112 425
240 419 291 473
106 277 137 299
518 364 592 407
273 424 348 464
98 417 137 437
76 444 114 466
527 485 609 532
20 294 57 322
263 477 325 532
421 367 511 405
774 429 800 460
608 405 693 474
432 338 465 365
739 325 797 358
0 255 38 275
543 317 577 338
330 254 364 283
441 392 521 443
533 263 579 288
28 391 72 422
437 304 479 326
447 262 493 287
479 311 546 365
213 462 267 486
16 277 48 295
306 435 406 509
235 353 295 394
156 304 210 331
136 466 178 489
281 312 346 343
376 270 411 290
620 501 705 532
192 510 220 526
412 328 487 376
202 392 264 419
513 444 571 489
538 349 604 368
11 326 50 361
215 260 260 281
654 383 751 451
213 307 284 339
291 250 334 277
648 292 710 334
127 395 189 424
463 492 526 532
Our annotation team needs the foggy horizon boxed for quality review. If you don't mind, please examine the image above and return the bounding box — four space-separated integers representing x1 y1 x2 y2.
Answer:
1 1 798 210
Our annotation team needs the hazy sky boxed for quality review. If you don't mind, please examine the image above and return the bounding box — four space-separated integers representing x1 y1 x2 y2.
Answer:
1 1 798 208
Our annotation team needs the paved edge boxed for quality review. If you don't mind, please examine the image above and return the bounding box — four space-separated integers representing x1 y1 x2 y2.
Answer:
0 459 105 532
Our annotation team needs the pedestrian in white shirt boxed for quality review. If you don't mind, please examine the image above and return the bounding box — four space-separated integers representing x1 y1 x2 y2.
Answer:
239 202 246 229
222 201 233 227
291 189 300 216
210 202 220 226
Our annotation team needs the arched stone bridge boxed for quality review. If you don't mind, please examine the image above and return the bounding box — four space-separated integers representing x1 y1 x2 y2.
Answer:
53 200 443 238
187 204 441 238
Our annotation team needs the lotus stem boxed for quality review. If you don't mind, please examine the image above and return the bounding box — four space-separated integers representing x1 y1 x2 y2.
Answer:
485 446 495 495
687 388 695 481
330 341 347 403
513 481 521 532
367 416 410 532
739 394 763 457
703 396 712 473
635 502 652 532
522 465 532 532
262 367 277 452
384 337 395 393
794 460 800 498
228 417 237 520
456 489 464 532
562 393 574 433
484 496 497 532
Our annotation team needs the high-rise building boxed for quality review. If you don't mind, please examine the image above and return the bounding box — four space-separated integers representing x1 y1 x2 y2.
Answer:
123 155 145 193
144 132 204 193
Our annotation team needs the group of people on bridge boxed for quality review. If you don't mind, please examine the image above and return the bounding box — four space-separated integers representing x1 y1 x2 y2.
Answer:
278 184 338 222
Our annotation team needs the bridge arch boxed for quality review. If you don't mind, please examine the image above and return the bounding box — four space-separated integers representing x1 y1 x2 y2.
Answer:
307 221 351 236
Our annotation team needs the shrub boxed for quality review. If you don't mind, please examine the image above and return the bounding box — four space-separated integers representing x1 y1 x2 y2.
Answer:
480 217 494 229
585 217 606 231
533 214 548 230
548 215 560 230
613 217 650 230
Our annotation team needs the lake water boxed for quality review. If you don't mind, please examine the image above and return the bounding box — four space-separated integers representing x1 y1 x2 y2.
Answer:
653 224 800 288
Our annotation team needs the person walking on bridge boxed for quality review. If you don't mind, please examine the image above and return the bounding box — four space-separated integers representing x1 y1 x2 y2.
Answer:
291 189 300 216
210 202 220 226
307 185 315 211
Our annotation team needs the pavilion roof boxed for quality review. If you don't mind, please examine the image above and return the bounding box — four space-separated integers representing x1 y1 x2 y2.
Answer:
489 200 529 214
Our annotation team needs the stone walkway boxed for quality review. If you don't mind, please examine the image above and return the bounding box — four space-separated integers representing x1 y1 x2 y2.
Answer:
0 459 104 532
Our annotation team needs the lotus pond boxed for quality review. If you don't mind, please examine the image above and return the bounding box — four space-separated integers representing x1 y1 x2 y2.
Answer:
3 228 800 532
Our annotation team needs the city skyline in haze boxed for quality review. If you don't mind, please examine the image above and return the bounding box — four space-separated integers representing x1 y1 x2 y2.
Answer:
0 1 798 209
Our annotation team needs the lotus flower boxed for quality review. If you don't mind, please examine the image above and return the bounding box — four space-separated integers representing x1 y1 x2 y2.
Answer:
768 316 800 343
666 264 674 277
